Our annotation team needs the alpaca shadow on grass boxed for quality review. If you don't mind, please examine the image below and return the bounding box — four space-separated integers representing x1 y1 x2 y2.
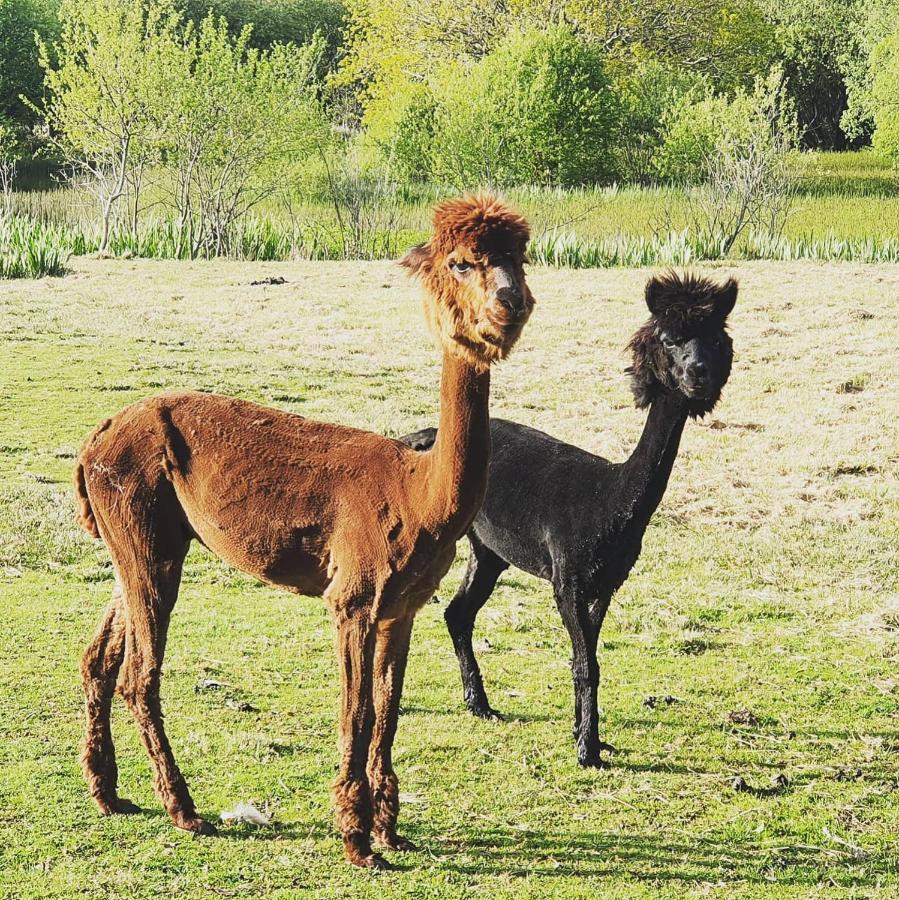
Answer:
428 825 880 887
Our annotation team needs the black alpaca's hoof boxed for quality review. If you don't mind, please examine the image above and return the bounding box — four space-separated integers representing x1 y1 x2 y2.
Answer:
469 703 504 721
578 741 617 768
578 754 611 769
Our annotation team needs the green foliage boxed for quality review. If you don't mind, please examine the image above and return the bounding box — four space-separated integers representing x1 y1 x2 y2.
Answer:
374 28 619 188
0 214 69 277
341 0 777 106
36 0 178 159
656 68 799 186
838 0 898 144
32 0 330 257
656 93 749 185
760 0 862 150
870 23 899 160
181 0 346 51
0 0 59 132
611 61 707 183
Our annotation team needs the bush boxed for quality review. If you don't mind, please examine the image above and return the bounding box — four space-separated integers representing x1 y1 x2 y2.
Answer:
655 92 755 185
372 28 619 188
364 81 438 183
680 68 800 254
870 24 899 159
612 61 707 183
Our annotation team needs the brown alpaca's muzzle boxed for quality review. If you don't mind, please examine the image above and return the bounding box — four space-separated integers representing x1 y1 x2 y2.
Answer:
478 283 534 357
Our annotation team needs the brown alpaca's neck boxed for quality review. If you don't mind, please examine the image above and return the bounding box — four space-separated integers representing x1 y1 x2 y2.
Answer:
423 349 491 534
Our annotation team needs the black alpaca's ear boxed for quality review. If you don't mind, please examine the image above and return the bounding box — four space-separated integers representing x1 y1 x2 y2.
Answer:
715 277 738 319
400 242 433 278
644 272 681 317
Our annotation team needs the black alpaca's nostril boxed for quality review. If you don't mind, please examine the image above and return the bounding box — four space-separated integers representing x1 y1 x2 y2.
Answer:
686 361 707 380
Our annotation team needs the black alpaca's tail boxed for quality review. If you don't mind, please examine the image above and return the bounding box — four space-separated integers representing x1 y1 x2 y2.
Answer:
399 427 438 452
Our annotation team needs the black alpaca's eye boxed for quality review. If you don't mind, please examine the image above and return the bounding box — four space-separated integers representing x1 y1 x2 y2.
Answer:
662 335 676 349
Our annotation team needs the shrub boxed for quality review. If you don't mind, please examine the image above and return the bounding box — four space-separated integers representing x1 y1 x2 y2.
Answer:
372 28 619 188
680 68 800 254
870 24 899 159
612 61 707 183
655 92 757 185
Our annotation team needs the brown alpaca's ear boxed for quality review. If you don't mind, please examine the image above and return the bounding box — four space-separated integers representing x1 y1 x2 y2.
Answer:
715 277 738 319
400 242 433 278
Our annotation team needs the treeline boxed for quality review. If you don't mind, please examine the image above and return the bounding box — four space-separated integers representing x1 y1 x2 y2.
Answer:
0 0 899 174
0 0 898 269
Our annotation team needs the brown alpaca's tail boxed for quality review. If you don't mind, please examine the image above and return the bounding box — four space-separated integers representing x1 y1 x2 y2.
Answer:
74 419 113 540
74 459 100 539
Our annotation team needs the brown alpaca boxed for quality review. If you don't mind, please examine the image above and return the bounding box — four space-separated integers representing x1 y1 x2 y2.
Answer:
74 195 534 868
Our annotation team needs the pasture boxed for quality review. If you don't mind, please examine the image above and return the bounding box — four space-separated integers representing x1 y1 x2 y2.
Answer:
0 257 897 897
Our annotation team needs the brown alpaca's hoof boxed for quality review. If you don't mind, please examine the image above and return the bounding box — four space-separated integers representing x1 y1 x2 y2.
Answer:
344 833 391 869
173 814 218 836
374 829 419 852
355 852 392 870
96 796 141 816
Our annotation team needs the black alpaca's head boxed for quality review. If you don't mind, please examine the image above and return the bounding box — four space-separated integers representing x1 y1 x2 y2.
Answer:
626 271 737 418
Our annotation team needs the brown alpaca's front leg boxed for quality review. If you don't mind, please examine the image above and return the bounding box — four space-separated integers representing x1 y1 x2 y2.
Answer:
332 610 386 868
81 589 139 815
368 614 418 852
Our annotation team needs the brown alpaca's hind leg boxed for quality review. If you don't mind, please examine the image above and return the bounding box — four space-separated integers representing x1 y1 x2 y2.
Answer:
332 609 386 868
81 588 139 815
368 614 417 852
114 539 216 836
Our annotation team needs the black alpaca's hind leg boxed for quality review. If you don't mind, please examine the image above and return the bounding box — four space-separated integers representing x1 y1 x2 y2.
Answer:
445 537 508 720
555 588 613 768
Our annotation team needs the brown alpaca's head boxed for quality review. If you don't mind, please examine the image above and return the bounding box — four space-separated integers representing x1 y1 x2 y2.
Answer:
626 270 737 418
400 194 534 369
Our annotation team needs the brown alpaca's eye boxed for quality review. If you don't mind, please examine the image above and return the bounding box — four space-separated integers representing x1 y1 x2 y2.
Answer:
451 260 472 274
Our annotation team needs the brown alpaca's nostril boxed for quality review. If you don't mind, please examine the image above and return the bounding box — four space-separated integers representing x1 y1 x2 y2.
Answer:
495 287 523 313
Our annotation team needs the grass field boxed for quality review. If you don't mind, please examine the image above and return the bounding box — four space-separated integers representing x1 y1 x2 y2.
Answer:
1 258 897 897
7 151 899 271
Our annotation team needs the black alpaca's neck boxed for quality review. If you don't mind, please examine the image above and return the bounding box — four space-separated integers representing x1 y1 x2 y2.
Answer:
615 390 689 529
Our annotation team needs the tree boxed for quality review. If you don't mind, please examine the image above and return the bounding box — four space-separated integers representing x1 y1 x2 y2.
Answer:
678 68 800 254
0 0 59 140
340 0 776 115
154 14 329 257
839 0 899 144
371 28 619 188
759 0 863 150
870 22 899 159
35 0 182 252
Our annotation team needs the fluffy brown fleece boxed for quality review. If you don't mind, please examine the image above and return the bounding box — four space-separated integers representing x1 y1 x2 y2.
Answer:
401 195 533 370
73 195 534 870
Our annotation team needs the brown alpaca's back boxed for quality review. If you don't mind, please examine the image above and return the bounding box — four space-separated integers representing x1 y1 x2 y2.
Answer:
78 390 453 608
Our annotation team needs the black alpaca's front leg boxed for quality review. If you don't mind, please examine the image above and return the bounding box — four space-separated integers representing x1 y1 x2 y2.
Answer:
445 539 508 720
555 587 614 768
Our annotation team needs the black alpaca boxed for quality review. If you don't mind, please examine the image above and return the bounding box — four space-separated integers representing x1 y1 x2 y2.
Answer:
402 271 737 767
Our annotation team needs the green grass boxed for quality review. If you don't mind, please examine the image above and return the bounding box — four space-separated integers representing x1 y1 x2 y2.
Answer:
0 214 70 278
7 151 899 273
1 258 898 897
